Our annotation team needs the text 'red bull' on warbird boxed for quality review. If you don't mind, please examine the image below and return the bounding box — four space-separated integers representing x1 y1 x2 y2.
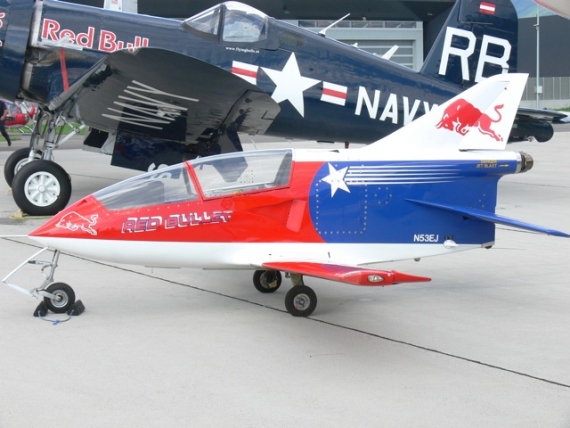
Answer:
3 74 569 317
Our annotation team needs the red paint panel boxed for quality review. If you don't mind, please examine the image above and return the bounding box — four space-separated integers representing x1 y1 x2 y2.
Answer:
31 162 326 244
322 88 347 100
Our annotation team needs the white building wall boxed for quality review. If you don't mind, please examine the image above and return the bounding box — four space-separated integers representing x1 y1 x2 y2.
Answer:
285 20 424 71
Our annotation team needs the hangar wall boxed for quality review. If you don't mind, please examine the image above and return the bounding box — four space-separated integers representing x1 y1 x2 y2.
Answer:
284 20 424 70
518 15 570 109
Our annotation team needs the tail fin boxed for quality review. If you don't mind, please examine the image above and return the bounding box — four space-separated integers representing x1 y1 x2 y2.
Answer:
365 73 527 151
420 0 518 88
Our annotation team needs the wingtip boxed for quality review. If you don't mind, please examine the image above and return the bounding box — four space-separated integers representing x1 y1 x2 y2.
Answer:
391 271 432 284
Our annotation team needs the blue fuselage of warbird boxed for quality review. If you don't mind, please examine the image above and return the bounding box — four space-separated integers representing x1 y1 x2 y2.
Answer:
0 0 536 153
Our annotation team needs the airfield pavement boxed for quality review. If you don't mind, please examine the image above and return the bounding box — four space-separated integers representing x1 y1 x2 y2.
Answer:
0 128 569 427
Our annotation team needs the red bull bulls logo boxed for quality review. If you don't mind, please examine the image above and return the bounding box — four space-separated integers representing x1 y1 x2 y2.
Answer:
436 99 504 142
55 212 98 236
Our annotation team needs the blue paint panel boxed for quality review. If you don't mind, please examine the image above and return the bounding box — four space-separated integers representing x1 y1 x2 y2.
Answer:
308 160 518 244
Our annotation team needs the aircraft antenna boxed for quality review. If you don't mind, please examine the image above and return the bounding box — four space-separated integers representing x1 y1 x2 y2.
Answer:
318 13 350 37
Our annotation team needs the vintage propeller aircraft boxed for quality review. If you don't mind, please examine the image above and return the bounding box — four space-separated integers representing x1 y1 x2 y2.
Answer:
0 0 565 216
4 73 568 317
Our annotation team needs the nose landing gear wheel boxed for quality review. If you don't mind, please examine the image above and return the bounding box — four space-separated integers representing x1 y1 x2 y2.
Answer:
43 282 76 314
253 270 282 293
12 160 72 216
285 285 317 317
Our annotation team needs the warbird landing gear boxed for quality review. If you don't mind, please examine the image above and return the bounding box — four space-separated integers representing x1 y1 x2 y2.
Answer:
6 109 84 216
3 147 42 186
252 270 317 317
2 248 84 317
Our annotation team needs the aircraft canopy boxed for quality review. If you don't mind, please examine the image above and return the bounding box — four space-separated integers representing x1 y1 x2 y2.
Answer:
191 149 292 198
94 149 292 210
182 2 268 43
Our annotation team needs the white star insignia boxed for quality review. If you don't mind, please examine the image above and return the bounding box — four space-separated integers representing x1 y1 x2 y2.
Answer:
321 163 350 197
261 53 320 117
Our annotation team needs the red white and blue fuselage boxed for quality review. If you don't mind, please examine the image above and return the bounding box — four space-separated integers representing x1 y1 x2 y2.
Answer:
28 146 528 269
26 74 569 293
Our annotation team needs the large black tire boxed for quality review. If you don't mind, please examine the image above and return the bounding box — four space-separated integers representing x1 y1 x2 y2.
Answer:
4 148 42 187
12 160 72 216
285 285 317 317
253 270 282 293
43 282 76 314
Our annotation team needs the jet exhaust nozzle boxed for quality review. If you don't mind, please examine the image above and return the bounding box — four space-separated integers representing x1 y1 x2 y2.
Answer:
518 151 534 174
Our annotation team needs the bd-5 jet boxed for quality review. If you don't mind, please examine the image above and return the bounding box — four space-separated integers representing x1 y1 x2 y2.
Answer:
4 74 568 317
0 0 564 216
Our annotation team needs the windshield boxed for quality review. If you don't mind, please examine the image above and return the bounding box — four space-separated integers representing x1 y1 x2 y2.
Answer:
182 4 221 35
94 164 197 210
183 2 268 43
222 2 267 43
191 150 292 198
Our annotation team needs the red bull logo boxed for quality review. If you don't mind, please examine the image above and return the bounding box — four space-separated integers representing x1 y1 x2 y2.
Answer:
436 99 504 142
55 212 98 236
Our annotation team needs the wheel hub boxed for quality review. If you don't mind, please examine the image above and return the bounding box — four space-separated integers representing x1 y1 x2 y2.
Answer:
293 294 310 310
52 291 68 308
24 172 61 207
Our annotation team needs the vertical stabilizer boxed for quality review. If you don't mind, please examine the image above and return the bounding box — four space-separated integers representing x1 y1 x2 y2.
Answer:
364 73 528 151
420 0 518 88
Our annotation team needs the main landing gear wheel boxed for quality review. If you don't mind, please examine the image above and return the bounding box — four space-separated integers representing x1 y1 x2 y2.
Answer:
43 282 76 314
4 148 42 187
253 270 282 293
285 285 317 317
12 160 71 216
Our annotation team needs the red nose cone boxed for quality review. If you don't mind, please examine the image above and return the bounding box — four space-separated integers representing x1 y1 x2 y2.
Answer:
29 196 102 240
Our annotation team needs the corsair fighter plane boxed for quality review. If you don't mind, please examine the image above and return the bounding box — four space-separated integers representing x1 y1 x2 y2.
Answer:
0 0 564 216
5 73 568 317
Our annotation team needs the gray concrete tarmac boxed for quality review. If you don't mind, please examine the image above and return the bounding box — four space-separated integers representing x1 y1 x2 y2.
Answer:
0 131 569 427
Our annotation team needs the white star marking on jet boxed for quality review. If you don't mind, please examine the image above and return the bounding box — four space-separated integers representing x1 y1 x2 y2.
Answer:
261 53 320 117
321 163 350 197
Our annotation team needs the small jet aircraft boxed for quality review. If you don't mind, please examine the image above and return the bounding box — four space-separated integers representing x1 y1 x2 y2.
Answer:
4 73 568 317
0 0 565 216
534 0 570 19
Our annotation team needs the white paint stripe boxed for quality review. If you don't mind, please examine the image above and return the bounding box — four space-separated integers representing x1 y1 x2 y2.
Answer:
29 238 481 270
233 74 257 85
321 94 346 106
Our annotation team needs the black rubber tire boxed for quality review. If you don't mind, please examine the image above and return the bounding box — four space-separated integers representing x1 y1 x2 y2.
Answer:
285 285 317 317
4 148 42 187
43 282 76 314
253 270 282 293
12 160 72 216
